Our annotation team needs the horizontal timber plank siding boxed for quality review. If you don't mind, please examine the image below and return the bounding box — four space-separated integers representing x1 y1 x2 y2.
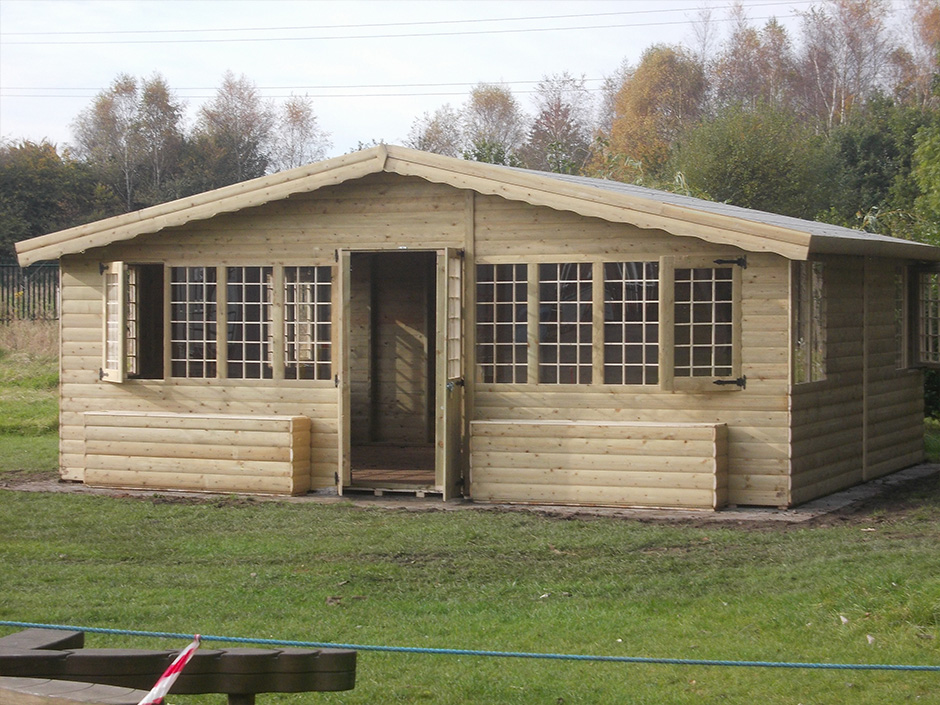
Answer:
789 257 924 507
83 412 311 495
470 420 728 509
470 224 791 506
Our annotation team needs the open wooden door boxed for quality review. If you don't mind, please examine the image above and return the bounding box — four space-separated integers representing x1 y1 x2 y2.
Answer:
435 248 464 499
336 249 352 495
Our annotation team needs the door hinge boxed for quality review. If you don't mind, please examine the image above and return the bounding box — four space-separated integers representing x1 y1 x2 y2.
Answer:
334 472 339 484
713 257 747 269
713 375 746 389
334 374 339 388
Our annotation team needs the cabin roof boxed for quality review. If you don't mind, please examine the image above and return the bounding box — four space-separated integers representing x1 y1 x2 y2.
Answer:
16 144 940 266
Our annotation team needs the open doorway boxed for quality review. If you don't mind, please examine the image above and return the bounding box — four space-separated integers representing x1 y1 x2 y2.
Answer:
348 251 437 490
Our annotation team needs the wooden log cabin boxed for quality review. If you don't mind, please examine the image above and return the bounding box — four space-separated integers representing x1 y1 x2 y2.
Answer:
15 145 940 509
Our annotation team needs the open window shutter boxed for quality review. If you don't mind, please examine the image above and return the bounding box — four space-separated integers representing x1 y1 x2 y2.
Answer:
667 256 745 392
101 261 126 383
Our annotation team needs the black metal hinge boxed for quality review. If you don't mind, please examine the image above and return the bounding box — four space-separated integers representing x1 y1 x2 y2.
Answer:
713 375 746 389
713 257 747 269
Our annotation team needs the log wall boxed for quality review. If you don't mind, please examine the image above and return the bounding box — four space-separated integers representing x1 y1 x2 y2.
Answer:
470 196 791 507
83 411 311 495
55 172 923 507
789 256 924 505
470 420 728 509
58 174 468 493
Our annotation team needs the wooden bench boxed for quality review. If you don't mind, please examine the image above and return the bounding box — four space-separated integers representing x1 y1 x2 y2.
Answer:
0 677 146 705
0 628 356 705
470 420 729 510
83 412 312 495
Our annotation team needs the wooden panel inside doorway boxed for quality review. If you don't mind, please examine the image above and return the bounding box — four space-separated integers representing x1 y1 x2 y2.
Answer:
349 251 436 488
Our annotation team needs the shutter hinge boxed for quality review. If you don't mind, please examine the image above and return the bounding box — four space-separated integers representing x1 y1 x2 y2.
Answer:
713 375 746 389
99 368 105 380
334 472 340 484
334 374 339 388
713 257 747 269
99 262 107 275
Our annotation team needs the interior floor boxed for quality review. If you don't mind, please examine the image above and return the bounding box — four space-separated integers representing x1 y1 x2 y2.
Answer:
350 444 435 487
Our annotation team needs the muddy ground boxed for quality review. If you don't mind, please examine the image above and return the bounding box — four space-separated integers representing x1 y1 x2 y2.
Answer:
2 464 939 531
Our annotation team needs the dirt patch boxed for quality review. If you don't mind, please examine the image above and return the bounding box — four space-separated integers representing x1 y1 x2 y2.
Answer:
2 464 939 530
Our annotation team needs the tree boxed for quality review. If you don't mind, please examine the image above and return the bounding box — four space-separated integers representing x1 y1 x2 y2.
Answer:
137 74 185 203
520 73 594 174
269 95 331 172
900 0 940 109
405 104 463 157
462 83 528 165
70 73 185 209
70 74 143 210
192 72 274 188
0 140 103 260
711 12 799 112
675 104 834 219
823 97 932 236
797 0 896 131
913 121 940 242
603 45 706 179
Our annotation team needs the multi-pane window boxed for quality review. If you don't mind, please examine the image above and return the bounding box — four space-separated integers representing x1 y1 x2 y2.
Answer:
476 263 527 383
104 265 123 377
674 267 734 378
919 271 940 365
604 262 659 385
896 267 906 370
793 261 826 383
125 267 139 377
226 266 273 380
170 266 217 378
539 262 592 384
284 266 332 380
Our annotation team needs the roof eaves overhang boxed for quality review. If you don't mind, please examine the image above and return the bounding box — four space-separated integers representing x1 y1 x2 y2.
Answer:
15 146 390 266
806 232 940 262
384 146 813 260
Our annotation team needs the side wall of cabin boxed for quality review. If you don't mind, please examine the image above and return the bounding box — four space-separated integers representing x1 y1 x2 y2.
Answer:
789 256 924 505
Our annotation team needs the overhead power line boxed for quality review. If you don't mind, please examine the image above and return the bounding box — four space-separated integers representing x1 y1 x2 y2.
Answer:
1 6 818 46
0 2 815 40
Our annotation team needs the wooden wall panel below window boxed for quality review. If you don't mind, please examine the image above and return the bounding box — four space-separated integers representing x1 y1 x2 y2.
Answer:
82 412 312 495
469 420 728 510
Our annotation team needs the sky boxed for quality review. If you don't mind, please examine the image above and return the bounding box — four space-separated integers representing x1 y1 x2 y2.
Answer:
0 0 905 158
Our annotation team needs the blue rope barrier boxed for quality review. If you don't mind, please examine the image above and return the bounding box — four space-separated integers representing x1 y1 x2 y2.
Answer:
1 620 938 672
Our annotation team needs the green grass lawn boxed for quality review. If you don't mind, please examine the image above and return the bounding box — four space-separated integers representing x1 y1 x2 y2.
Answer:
0 321 59 474
2 487 940 704
1 321 939 703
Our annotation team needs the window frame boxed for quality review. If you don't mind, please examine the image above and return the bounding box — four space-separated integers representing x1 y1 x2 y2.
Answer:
911 265 940 369
284 265 333 381
101 261 127 383
792 260 826 384
661 255 743 393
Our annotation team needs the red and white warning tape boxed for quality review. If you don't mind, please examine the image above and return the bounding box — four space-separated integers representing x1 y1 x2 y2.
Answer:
136 635 200 705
